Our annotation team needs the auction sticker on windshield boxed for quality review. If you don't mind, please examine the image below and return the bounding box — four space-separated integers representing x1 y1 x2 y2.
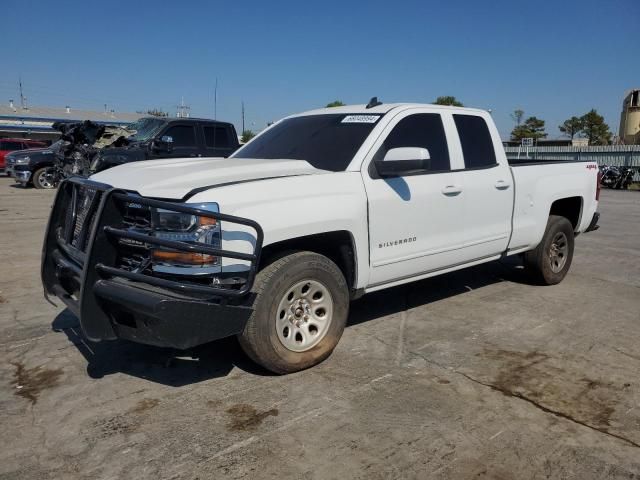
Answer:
341 115 381 124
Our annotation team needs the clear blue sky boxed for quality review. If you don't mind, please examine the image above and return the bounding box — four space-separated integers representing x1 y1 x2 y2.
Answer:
2 0 638 139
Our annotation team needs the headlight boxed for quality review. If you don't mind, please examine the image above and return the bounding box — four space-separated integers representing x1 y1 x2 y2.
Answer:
150 203 221 270
14 156 30 165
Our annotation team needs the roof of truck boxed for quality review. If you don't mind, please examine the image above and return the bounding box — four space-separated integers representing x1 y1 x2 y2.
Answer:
295 103 488 117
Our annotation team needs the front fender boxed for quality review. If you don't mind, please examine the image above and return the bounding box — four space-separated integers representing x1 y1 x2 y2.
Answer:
189 172 371 288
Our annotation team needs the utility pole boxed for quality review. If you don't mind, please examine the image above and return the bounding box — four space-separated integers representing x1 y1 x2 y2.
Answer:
176 96 191 118
213 78 218 120
241 101 245 133
19 77 26 109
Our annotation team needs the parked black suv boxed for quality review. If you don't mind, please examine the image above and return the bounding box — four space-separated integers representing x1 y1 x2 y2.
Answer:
91 117 240 173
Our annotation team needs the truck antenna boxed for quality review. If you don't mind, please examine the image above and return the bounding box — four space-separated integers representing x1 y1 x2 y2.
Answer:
366 97 382 109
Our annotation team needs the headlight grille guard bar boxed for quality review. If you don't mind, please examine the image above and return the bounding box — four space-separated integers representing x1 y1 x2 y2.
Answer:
45 177 264 302
99 192 263 298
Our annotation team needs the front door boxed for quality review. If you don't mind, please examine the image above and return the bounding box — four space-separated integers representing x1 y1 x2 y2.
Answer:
158 123 200 158
363 109 468 287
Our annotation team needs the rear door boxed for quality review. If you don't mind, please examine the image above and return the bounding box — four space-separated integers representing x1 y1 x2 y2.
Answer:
451 113 513 258
203 124 235 157
362 109 469 286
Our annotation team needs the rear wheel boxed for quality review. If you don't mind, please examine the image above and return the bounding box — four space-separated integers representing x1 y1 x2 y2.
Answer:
33 167 56 189
238 251 349 374
524 215 575 285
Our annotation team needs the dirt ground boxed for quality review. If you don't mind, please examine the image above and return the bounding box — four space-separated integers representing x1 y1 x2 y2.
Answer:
1 177 639 480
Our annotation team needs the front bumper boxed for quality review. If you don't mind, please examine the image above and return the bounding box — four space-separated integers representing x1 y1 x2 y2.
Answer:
42 177 263 350
585 212 600 232
14 170 32 184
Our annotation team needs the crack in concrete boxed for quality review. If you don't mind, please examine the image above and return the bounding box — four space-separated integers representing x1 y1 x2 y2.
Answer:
456 371 640 450
368 332 640 450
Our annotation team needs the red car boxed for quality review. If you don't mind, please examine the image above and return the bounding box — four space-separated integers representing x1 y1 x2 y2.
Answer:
0 138 47 174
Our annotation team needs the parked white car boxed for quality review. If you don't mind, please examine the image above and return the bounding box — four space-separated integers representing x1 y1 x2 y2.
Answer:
42 101 600 373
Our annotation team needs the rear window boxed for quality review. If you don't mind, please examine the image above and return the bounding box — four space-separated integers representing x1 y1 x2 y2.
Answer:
232 114 380 171
453 115 497 169
204 126 230 148
1 141 24 151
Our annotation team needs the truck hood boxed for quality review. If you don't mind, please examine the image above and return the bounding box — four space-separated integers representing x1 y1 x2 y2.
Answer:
6 146 55 158
89 157 329 198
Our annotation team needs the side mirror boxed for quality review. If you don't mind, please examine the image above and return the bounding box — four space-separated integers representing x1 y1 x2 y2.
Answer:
375 147 431 177
153 135 173 152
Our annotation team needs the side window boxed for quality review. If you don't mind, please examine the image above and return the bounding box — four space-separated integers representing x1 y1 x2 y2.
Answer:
204 126 230 148
1 141 24 151
453 115 497 169
375 113 450 171
164 125 196 147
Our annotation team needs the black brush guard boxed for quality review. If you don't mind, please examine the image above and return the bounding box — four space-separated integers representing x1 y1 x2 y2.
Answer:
42 177 264 349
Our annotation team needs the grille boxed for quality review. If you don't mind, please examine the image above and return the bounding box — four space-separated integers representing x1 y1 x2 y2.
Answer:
121 202 152 230
116 201 153 272
62 184 102 253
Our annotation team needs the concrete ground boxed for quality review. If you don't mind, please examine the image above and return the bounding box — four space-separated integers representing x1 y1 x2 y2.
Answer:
0 176 639 480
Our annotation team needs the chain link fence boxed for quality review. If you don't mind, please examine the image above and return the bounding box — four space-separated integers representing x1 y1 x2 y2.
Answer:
504 145 640 181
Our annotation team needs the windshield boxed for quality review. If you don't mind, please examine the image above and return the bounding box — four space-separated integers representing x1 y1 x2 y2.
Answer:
127 117 167 141
46 140 64 151
231 114 382 171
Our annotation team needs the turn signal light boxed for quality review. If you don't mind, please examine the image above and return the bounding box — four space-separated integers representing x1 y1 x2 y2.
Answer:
151 250 217 265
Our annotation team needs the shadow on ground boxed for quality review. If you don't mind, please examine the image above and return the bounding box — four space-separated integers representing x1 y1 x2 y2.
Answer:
52 256 530 386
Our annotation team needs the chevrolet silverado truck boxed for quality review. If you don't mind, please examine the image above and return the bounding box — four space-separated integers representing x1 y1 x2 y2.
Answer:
42 101 600 374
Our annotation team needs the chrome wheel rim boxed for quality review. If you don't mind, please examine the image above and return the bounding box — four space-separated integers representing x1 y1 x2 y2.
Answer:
275 279 333 352
38 170 55 189
549 232 568 273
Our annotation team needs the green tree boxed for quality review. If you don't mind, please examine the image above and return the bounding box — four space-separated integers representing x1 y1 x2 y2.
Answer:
146 108 169 117
510 109 524 127
579 109 611 145
559 116 584 139
511 116 547 141
434 96 463 107
241 129 256 143
326 100 345 108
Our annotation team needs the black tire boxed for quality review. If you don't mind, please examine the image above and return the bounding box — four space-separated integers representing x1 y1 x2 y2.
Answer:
32 167 56 189
238 251 349 374
524 215 575 285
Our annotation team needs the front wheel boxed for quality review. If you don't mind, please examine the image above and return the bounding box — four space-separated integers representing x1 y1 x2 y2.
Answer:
32 167 57 189
524 215 575 285
238 251 349 374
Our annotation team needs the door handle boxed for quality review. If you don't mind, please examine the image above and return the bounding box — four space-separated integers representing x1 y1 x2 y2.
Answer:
494 180 510 190
441 185 462 196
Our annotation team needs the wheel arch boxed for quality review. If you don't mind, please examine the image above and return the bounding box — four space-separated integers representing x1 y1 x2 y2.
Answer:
260 230 358 295
549 196 583 230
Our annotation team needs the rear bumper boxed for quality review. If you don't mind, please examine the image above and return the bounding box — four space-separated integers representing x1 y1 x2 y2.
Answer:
585 212 600 232
42 177 263 350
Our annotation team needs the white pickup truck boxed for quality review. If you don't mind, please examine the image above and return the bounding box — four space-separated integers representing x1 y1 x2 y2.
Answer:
42 101 600 373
